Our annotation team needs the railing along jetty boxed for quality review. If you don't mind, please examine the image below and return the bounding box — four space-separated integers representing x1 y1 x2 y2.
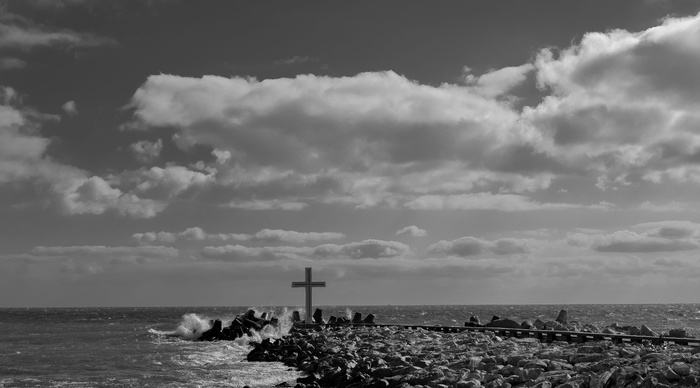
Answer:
294 308 700 347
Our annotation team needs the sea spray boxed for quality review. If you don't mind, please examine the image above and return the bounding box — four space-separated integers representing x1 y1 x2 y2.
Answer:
151 307 296 343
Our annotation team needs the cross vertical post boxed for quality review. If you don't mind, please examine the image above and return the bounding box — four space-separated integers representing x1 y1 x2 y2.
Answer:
291 267 326 324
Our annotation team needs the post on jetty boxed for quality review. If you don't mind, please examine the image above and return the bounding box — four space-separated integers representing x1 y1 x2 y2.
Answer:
291 267 326 324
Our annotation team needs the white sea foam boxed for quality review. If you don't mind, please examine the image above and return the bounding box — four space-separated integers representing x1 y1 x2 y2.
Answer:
150 307 296 343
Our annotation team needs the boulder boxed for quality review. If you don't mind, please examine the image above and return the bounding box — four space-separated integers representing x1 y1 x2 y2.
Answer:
490 315 501 322
555 309 568 325
201 319 223 341
363 314 375 324
313 309 325 324
328 316 337 324
640 325 656 337
521 320 534 329
352 312 363 324
229 317 244 328
292 311 302 322
485 318 522 329
244 318 262 331
667 328 691 338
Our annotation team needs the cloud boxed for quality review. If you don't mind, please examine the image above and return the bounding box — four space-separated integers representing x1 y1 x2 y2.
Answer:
428 236 535 257
523 12 700 189
0 87 172 218
0 57 26 70
396 225 428 237
32 245 178 259
253 229 345 243
0 12 115 50
225 199 308 211
118 165 214 199
464 64 535 97
129 139 163 163
638 201 700 212
127 71 565 209
133 227 345 244
568 222 700 253
201 245 313 262
1 245 180 276
313 239 411 260
51 176 165 218
61 100 77 116
201 239 410 262
404 193 611 211
274 55 319 66
593 231 699 253
632 220 700 239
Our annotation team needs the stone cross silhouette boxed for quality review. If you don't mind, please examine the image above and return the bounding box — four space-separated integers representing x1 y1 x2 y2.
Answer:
292 267 326 324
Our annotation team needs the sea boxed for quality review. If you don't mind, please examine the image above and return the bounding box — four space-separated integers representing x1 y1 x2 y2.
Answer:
2 304 700 387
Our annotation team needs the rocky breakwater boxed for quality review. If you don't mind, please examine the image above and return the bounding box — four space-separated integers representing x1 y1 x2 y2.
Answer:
248 324 700 388
468 309 696 341
198 309 278 341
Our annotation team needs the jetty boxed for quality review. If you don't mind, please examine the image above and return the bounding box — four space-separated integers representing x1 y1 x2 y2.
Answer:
317 322 700 347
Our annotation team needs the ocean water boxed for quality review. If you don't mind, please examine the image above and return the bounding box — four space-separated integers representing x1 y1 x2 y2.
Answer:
2 304 700 387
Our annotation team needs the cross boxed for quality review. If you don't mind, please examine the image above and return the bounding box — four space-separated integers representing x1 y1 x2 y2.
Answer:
291 267 326 324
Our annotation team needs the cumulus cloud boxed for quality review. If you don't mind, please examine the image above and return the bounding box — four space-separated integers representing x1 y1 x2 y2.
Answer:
0 87 172 218
313 239 411 260
127 71 569 209
568 222 700 253
633 220 700 239
428 236 535 257
523 12 700 189
396 225 428 237
0 87 78 185
129 139 163 163
133 227 345 244
464 64 535 97
61 100 77 116
201 239 410 261
117 165 214 199
51 176 165 218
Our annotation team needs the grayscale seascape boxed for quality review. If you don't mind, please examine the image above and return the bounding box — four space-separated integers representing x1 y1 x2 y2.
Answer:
3 1 700 387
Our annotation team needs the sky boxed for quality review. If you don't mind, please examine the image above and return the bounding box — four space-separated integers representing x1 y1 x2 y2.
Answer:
2 0 700 307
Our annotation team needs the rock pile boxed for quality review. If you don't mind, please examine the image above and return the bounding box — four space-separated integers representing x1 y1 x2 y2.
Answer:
249 324 700 388
468 310 695 339
293 309 376 326
198 309 277 341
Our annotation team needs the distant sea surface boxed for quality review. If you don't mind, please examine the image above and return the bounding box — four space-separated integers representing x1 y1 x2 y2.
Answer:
2 304 700 387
